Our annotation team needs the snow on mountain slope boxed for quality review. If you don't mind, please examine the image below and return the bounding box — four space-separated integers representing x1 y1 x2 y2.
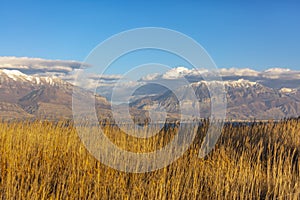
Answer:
279 87 297 93
191 79 258 88
130 77 300 120
0 69 112 121
0 69 68 86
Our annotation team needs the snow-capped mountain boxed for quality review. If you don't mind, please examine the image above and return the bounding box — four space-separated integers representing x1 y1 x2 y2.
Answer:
1 67 300 121
0 69 110 121
0 69 67 86
130 79 300 120
191 79 257 88
0 69 72 103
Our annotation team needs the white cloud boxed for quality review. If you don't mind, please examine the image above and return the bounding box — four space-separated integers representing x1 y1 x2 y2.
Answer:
0 56 123 90
2 56 300 99
161 66 209 79
162 67 190 79
139 66 208 81
141 66 300 82
0 56 88 74
83 73 123 81
261 68 300 79
140 73 160 81
219 68 259 77
264 68 291 73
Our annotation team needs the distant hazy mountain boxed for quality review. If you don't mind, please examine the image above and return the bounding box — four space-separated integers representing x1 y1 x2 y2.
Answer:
133 67 300 97
130 79 300 120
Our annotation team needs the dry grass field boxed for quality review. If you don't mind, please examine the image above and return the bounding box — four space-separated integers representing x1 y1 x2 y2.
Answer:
0 119 299 199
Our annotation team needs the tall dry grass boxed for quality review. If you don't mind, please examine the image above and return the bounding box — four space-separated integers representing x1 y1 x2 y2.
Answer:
0 119 299 199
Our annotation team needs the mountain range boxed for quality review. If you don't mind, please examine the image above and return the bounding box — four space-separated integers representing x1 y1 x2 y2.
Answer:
1 68 300 122
131 79 300 120
0 69 111 121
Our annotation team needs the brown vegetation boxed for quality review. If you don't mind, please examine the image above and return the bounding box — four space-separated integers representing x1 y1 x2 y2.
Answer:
0 119 299 199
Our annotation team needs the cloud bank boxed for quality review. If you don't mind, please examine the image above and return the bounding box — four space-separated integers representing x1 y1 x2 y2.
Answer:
0 56 88 74
1 56 300 101
140 67 300 81
0 56 122 91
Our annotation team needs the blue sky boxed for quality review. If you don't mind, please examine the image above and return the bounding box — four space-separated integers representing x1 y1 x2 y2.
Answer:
1 0 300 72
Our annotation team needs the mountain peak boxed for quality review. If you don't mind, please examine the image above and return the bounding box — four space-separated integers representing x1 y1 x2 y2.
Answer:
224 79 257 87
0 69 28 81
0 69 67 86
191 79 258 88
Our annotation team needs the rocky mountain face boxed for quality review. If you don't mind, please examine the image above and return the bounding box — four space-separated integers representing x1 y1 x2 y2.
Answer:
1 69 300 121
130 79 300 120
0 69 111 121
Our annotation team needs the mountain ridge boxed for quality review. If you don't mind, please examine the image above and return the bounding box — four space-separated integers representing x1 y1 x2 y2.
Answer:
130 79 300 120
0 69 111 121
1 69 300 121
